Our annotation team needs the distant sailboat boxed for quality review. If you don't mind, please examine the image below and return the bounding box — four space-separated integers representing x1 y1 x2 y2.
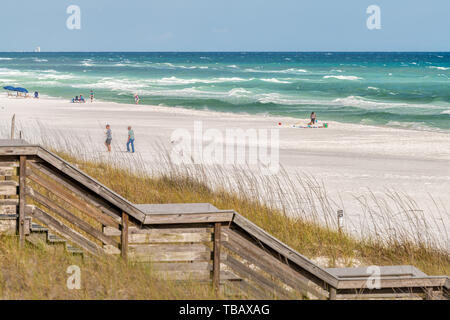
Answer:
35 46 41 53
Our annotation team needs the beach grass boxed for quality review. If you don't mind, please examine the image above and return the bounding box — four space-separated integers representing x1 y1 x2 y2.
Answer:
0 235 215 299
55 150 450 277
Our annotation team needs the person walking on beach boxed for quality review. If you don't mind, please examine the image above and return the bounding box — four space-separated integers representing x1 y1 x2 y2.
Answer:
126 126 135 153
309 112 317 125
105 124 112 152
90 90 94 102
134 93 140 105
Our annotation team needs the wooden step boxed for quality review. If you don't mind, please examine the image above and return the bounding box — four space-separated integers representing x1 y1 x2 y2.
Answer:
30 222 49 233
0 180 18 195
47 233 67 244
29 221 84 256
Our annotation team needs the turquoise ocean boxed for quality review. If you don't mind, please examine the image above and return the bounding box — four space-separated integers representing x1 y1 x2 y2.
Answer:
0 52 449 130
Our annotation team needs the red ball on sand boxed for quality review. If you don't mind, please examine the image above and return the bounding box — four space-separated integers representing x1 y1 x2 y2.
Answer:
278 122 282 126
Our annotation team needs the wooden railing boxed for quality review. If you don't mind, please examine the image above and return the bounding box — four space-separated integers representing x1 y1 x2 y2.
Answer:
0 141 449 300
0 143 131 259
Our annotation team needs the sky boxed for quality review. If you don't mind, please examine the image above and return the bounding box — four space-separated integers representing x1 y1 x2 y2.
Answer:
0 0 448 52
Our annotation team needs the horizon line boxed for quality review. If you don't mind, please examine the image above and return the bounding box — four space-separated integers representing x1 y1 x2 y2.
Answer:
0 50 450 54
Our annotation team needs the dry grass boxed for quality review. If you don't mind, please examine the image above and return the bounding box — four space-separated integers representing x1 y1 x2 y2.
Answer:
0 235 215 299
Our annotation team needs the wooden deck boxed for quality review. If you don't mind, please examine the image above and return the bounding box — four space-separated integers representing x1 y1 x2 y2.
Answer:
0 139 448 300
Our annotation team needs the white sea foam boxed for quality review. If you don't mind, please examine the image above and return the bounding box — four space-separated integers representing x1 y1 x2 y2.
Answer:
441 110 450 115
228 88 251 97
260 78 291 84
429 66 450 71
38 73 75 80
145 76 249 85
245 68 308 74
367 87 379 91
323 75 362 81
0 58 13 60
73 78 148 91
333 95 444 111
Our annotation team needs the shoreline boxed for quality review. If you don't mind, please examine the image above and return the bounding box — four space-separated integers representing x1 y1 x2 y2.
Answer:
18 93 450 135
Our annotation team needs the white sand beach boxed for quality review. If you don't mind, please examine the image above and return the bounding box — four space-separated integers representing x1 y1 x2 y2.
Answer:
1 96 449 246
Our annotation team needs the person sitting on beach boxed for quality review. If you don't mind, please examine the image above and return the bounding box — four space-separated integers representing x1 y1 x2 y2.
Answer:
126 126 135 153
79 95 85 103
309 112 317 125
34 91 39 99
105 124 112 152
74 96 79 103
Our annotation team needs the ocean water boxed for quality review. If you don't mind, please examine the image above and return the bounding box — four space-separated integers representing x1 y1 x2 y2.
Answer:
0 52 449 130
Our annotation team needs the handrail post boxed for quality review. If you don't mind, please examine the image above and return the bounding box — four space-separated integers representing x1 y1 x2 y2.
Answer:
11 114 15 140
121 211 129 261
213 222 221 294
329 287 337 300
18 155 27 247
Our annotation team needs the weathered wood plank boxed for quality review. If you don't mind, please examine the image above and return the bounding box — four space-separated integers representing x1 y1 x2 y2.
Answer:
213 222 221 293
121 212 129 260
29 161 121 224
27 187 118 247
0 199 19 205
0 167 16 176
337 276 450 290
103 226 122 237
25 205 103 256
223 254 295 300
28 172 119 229
130 251 211 262
142 211 234 225
0 218 16 234
0 180 18 195
128 231 213 244
36 148 146 222
0 160 20 167
0 205 17 215
129 226 213 234
335 292 420 300
329 287 337 300
151 261 212 272
0 146 39 156
223 228 326 299
154 270 239 281
18 155 26 246
129 250 226 263
232 213 339 288
129 243 211 254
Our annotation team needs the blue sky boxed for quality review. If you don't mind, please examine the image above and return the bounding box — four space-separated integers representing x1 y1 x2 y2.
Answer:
0 0 448 51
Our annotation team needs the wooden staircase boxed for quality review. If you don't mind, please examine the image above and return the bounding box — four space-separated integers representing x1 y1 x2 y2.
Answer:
26 221 84 257
0 139 448 300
